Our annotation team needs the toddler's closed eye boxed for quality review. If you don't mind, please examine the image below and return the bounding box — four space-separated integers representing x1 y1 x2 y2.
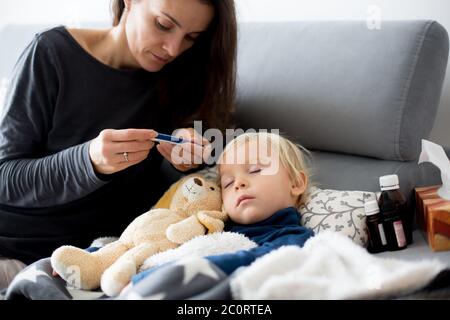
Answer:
222 179 234 189
249 166 262 173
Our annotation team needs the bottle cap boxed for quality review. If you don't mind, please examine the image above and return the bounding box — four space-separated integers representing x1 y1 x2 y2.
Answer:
379 174 400 191
364 200 380 216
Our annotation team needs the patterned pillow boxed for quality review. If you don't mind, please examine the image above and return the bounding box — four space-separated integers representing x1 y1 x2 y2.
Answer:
299 187 377 247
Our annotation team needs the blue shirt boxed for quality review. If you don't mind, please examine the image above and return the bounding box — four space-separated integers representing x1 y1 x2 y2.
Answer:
206 206 314 275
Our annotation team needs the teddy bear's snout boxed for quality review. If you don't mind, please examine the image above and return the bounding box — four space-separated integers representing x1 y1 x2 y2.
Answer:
182 177 208 203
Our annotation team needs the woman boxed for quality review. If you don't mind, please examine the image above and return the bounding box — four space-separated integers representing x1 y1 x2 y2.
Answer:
0 0 237 290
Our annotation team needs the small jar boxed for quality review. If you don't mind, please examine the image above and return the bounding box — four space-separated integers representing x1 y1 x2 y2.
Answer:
364 200 388 253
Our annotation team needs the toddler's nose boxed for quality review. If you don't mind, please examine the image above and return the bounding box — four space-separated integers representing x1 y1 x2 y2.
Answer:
234 179 247 190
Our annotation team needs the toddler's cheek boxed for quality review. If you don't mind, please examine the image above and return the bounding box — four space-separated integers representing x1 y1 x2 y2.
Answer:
223 201 233 214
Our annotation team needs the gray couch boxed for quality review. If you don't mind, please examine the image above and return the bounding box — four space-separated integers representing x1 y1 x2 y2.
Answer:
232 20 450 263
235 20 449 197
1 21 449 263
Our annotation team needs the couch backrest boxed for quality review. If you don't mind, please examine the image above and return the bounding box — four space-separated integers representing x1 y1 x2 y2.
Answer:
234 20 449 162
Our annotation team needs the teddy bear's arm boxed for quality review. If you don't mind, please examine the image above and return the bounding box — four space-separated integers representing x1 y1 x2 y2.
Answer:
166 215 206 244
199 210 228 221
197 211 226 234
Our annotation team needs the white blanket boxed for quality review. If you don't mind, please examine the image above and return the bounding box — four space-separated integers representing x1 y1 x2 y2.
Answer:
230 231 446 300
140 232 257 271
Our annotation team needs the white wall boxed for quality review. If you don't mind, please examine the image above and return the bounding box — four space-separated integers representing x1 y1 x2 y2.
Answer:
0 0 111 27
0 0 449 145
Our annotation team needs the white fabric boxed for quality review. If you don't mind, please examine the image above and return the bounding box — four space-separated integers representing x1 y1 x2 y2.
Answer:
230 231 446 300
140 232 257 272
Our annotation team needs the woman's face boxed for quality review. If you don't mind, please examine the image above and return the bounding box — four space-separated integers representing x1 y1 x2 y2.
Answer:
124 0 214 72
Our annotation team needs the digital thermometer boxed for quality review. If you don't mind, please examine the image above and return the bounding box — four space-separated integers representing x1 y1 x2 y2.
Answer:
152 133 204 146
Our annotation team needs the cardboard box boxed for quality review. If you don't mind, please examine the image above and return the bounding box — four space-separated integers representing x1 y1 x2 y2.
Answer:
415 185 450 251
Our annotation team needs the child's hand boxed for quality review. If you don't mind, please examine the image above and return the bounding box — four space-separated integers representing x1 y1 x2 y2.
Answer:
156 128 211 172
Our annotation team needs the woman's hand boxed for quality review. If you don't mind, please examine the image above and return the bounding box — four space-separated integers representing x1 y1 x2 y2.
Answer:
89 129 158 175
156 128 211 172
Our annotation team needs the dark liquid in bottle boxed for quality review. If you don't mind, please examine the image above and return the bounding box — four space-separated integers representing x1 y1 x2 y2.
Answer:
378 192 408 251
366 213 388 253
378 188 413 244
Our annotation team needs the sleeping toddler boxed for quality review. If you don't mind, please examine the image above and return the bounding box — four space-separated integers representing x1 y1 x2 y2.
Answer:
204 131 315 274
130 131 315 288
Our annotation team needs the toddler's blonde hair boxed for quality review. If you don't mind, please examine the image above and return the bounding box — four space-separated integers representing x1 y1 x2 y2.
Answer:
217 132 313 207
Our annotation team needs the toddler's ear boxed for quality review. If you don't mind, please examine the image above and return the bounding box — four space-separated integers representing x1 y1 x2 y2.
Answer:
291 171 308 197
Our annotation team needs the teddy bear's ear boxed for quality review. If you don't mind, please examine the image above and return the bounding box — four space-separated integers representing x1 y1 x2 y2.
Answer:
153 178 186 209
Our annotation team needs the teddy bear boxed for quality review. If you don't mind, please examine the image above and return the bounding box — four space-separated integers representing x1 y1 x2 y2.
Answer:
50 173 227 297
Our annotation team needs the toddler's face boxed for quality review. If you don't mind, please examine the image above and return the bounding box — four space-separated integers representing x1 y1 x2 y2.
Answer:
219 140 305 224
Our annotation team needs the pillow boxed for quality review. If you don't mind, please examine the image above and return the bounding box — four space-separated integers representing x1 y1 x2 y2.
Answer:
299 187 377 247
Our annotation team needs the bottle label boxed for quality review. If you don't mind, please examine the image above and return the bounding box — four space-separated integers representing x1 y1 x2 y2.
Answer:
378 223 387 245
393 221 406 247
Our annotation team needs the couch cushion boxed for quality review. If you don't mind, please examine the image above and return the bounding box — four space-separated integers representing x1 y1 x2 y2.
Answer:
235 20 449 161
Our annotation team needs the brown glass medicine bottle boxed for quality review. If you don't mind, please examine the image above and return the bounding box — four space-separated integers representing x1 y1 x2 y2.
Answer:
364 200 388 253
378 175 408 251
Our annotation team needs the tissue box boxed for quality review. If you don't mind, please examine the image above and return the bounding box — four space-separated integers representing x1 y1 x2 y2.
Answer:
415 185 450 251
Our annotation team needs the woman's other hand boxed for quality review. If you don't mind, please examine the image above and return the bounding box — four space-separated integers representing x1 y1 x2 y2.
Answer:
156 128 211 172
89 129 158 175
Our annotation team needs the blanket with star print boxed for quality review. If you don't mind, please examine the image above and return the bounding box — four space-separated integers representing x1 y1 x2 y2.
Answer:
2 231 256 300
3 232 450 300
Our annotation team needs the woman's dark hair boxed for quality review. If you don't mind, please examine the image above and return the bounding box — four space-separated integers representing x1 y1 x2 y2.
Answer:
111 0 237 132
